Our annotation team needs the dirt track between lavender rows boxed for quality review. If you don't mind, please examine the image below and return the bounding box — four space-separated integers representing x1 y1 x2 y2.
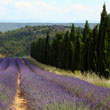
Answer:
11 72 28 110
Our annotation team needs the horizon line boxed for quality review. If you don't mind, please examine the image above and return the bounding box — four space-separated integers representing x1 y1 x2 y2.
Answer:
0 22 99 24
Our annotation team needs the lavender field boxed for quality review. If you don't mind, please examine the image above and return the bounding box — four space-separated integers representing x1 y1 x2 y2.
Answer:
0 58 110 110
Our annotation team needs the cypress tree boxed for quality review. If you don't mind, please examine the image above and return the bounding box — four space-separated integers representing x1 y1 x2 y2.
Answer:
82 21 91 71
89 25 99 71
72 27 81 71
82 21 91 43
30 4 110 78
51 32 63 67
62 31 70 69
97 3 107 76
56 32 63 67
30 41 36 58
70 24 75 41
45 32 50 64
104 14 110 77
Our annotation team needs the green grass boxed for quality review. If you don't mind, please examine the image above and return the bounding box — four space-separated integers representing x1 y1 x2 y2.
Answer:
27 57 110 88
0 91 8 101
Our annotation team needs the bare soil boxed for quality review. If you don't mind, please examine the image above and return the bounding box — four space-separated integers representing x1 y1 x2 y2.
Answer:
11 72 28 110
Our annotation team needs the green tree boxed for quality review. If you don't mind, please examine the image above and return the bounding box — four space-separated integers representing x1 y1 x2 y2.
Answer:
104 14 110 77
51 32 63 67
61 31 72 69
82 21 91 71
82 21 91 43
72 27 81 71
89 25 99 71
45 32 50 64
30 41 36 58
70 24 75 41
96 3 107 76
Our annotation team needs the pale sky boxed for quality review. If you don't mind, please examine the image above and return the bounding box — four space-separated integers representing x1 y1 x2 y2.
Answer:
0 0 110 23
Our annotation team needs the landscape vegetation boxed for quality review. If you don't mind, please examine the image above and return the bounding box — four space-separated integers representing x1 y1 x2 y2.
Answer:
0 25 70 57
0 2 110 110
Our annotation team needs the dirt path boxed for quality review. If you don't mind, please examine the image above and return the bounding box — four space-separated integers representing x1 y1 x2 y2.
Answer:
11 72 28 110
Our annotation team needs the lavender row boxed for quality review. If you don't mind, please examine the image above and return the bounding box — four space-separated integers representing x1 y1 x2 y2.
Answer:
0 58 18 110
0 58 9 71
16 58 88 110
23 58 110 110
0 58 3 64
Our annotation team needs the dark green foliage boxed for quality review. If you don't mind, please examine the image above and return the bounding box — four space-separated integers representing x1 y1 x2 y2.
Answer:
72 27 81 71
82 21 91 43
70 24 75 41
31 4 110 78
96 4 107 76
82 21 91 71
0 25 70 57
30 41 36 58
104 14 110 77
44 33 50 63
51 32 64 67
89 25 99 71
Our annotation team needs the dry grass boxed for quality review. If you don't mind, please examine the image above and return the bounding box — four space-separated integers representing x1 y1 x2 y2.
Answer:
73 71 110 88
27 57 110 88
0 54 5 58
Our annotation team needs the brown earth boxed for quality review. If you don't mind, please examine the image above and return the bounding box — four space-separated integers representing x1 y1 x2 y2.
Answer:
11 72 28 110
0 54 5 58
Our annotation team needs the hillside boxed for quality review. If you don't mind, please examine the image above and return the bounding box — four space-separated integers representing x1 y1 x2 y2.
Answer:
0 23 97 32
0 25 70 57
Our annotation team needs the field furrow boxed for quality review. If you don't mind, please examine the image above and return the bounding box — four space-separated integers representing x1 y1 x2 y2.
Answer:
0 58 18 110
0 58 3 64
0 58 110 110
23 58 110 110
16 58 87 110
11 72 28 110
0 58 9 72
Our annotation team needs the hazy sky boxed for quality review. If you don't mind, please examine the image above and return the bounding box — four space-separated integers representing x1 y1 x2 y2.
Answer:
0 0 110 23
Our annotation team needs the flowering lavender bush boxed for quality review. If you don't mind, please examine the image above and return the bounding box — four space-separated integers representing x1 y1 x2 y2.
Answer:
23 58 110 110
0 57 109 110
0 58 9 71
0 58 3 63
17 58 88 110
0 58 18 110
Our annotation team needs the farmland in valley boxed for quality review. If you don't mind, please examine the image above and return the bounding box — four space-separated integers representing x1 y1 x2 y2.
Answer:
0 58 110 110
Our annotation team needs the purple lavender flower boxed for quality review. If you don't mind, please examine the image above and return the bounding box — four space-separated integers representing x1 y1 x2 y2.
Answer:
23 58 110 110
0 58 18 110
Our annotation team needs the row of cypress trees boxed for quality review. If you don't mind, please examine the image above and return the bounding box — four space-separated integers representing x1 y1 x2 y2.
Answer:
30 4 110 78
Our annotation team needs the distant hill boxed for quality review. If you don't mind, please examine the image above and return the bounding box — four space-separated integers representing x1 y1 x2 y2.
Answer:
0 25 70 57
0 23 98 32
0 23 98 57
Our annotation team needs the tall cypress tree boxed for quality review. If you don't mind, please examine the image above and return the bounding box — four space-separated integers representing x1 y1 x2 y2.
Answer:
97 3 107 76
72 27 81 71
51 32 63 67
45 32 50 64
89 25 99 71
30 41 36 58
30 4 110 78
70 24 75 41
82 21 91 43
104 14 110 77
62 31 70 69
82 21 91 71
